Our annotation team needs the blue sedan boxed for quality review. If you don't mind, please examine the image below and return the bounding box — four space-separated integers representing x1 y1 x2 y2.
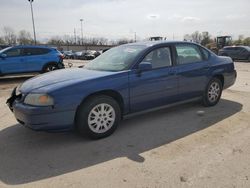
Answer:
7 41 237 139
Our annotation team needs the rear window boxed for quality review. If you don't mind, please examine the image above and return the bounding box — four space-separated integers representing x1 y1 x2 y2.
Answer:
176 44 203 64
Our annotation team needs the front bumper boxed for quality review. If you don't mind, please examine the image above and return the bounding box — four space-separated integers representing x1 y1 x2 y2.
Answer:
6 88 75 131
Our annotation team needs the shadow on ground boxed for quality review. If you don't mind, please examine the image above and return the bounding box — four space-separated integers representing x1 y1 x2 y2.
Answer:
0 99 242 185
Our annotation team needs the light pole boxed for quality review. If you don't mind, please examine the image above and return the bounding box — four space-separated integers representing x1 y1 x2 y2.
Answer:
28 0 37 44
80 19 83 45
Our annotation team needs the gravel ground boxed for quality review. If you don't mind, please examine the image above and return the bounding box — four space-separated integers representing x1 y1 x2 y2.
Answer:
0 62 250 188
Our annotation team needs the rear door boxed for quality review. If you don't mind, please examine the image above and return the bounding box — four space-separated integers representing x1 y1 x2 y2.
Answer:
129 46 179 112
174 44 210 100
0 48 25 74
22 48 51 72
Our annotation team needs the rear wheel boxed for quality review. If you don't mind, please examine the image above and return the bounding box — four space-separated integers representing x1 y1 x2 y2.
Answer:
202 78 222 107
43 63 58 73
76 95 121 139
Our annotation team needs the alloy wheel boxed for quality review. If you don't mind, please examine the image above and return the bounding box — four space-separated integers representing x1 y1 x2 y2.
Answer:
88 103 116 134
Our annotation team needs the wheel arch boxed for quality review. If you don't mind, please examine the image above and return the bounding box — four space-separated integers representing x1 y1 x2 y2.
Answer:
74 89 125 123
42 62 59 72
213 74 224 88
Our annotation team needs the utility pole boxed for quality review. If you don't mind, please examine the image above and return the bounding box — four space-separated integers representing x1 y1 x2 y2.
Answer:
74 28 77 44
28 0 37 44
134 32 137 42
80 19 83 45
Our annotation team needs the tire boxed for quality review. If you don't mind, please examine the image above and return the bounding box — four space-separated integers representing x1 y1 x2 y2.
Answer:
202 78 222 107
75 95 121 139
248 56 250 62
43 63 58 73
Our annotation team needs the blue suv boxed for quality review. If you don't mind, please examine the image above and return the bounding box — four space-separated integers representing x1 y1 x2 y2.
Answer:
0 45 64 75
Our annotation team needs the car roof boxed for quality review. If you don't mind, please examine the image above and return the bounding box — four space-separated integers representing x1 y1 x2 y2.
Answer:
13 45 53 49
123 41 199 47
223 46 250 49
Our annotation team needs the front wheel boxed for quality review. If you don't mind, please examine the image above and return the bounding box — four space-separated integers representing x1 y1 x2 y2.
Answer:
76 95 121 139
202 78 222 107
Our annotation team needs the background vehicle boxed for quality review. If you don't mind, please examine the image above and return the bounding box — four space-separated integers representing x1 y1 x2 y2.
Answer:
7 41 236 139
62 50 75 59
149 36 167 41
219 46 250 61
74 50 98 60
0 45 64 75
209 36 232 54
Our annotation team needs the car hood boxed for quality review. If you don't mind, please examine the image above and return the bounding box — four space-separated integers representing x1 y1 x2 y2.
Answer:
20 68 120 93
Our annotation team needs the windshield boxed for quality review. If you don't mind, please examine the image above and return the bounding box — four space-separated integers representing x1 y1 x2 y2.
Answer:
84 45 146 71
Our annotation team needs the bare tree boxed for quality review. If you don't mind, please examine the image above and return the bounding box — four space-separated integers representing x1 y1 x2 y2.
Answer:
2 27 17 45
0 37 5 44
63 35 75 45
17 30 33 45
96 37 108 45
191 31 202 43
201 32 212 46
47 36 64 45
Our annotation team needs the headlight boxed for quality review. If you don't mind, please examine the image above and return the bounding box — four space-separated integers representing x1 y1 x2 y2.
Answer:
24 94 54 106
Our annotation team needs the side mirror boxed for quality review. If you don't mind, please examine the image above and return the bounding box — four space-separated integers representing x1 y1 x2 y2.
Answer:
0 53 7 59
138 62 152 72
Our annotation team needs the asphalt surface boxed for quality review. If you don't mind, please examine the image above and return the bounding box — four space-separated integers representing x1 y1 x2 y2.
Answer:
0 61 250 188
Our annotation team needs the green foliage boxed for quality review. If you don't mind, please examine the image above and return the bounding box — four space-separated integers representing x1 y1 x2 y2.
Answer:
233 35 250 46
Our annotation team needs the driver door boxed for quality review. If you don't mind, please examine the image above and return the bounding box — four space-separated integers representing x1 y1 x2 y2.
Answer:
129 46 179 112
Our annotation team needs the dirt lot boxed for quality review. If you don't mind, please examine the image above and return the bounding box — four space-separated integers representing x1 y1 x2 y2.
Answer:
0 61 250 188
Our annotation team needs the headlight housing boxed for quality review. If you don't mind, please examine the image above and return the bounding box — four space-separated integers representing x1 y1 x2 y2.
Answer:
24 94 54 106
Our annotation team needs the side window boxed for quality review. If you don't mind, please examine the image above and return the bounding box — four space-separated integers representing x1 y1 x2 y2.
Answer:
176 44 203 65
5 48 21 57
142 47 172 69
240 48 247 53
40 48 50 54
23 48 50 56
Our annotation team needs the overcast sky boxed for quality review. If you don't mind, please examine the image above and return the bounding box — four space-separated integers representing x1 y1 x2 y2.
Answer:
0 0 250 41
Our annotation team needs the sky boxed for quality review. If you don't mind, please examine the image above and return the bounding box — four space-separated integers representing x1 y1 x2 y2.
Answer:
0 0 250 41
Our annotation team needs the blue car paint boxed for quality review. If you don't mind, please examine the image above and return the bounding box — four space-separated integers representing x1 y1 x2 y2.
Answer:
0 45 63 75
9 41 237 131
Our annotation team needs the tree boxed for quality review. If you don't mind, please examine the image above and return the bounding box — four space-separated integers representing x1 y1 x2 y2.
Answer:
233 35 245 45
63 35 75 45
47 36 64 45
2 27 17 45
17 30 33 45
243 37 250 46
0 37 5 44
201 32 212 46
191 31 202 43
